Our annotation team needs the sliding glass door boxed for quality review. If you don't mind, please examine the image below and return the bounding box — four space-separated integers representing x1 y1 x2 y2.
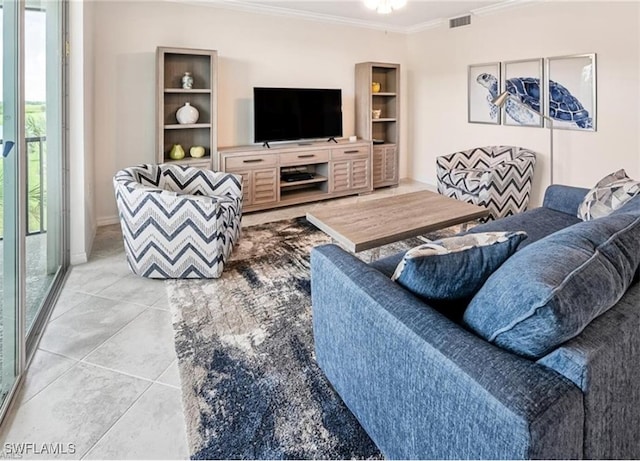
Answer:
1 0 22 411
24 0 64 338
0 0 67 417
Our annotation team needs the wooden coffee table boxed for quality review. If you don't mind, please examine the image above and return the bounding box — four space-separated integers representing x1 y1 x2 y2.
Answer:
306 190 489 253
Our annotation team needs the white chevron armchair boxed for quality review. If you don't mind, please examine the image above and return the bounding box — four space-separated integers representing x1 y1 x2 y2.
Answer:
113 164 242 279
436 146 536 221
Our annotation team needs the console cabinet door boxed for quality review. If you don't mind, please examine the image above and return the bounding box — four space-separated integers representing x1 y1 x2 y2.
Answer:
372 145 398 188
237 171 252 207
372 147 385 187
383 146 398 183
331 161 350 192
252 168 278 205
330 158 370 192
351 157 370 190
225 167 278 208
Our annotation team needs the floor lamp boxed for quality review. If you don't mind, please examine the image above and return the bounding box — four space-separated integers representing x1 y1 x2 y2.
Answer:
491 91 555 185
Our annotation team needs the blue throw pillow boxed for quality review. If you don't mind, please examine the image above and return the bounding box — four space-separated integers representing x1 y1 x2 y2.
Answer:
463 212 640 359
391 232 526 302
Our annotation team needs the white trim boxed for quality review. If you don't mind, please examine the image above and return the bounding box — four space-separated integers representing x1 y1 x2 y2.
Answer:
166 0 537 34
70 252 88 265
178 0 409 33
471 0 537 17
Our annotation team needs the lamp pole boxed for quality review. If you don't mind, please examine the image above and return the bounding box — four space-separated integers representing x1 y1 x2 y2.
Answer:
491 91 554 185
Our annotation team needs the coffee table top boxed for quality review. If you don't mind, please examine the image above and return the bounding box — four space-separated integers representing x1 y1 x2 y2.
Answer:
306 190 489 252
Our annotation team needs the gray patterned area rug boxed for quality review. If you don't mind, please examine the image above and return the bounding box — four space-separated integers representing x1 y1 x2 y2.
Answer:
166 217 457 460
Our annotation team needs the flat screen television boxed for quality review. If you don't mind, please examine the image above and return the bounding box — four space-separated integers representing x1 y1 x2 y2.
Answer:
254 87 342 144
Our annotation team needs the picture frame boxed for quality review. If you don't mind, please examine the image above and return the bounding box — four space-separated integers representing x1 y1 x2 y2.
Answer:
502 58 544 127
546 53 596 131
468 62 501 125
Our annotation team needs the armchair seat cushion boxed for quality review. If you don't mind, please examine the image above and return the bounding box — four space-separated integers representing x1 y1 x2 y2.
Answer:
438 167 487 193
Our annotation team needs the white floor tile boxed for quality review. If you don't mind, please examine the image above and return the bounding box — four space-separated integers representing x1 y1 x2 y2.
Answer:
83 309 177 380
39 297 147 360
83 384 188 460
96 274 167 307
19 350 77 404
0 362 151 459
50 289 96 322
156 360 181 388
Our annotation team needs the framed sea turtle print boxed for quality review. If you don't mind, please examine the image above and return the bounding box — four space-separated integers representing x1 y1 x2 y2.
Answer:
468 62 501 125
501 58 544 127
546 53 596 131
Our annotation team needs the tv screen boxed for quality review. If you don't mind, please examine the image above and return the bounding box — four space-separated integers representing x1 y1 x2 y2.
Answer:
254 87 343 143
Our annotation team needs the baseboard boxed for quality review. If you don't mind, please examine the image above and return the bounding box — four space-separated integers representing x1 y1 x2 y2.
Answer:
70 252 88 265
97 215 120 227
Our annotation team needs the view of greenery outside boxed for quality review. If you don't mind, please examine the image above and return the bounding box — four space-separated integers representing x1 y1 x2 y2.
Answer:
0 101 47 237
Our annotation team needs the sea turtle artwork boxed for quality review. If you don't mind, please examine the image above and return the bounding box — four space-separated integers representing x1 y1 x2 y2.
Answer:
476 73 593 129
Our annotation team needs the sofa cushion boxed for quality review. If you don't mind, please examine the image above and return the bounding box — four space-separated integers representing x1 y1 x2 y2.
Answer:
577 169 640 221
463 212 640 359
467 207 581 249
391 232 526 302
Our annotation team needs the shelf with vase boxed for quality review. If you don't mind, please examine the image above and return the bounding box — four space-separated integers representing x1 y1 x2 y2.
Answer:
164 123 212 129
356 62 400 189
157 46 218 168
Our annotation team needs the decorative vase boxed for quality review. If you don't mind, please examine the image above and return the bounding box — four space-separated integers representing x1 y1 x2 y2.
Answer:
181 72 194 89
176 102 199 124
372 82 381 93
169 144 185 160
372 109 382 119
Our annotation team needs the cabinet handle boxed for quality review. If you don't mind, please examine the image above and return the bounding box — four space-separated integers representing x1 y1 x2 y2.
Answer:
298 154 315 158
343 150 360 154
243 159 263 163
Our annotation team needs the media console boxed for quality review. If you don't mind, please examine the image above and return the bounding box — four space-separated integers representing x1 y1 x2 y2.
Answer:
218 139 373 212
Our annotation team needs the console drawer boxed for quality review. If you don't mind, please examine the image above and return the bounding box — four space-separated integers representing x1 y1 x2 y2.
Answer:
224 154 277 170
279 150 330 166
332 145 370 160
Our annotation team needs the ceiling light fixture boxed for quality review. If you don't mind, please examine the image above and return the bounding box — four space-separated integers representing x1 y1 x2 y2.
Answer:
364 0 407 14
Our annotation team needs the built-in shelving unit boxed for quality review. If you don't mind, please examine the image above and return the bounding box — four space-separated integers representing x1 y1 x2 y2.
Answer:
355 62 400 188
156 47 218 169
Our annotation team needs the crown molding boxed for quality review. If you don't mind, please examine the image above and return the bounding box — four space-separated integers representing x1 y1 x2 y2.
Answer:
471 0 537 17
168 0 539 35
178 0 409 34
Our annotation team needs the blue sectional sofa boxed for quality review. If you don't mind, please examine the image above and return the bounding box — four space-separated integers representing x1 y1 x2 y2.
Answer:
310 185 640 459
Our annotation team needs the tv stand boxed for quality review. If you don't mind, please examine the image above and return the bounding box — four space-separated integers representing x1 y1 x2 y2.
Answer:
327 137 338 143
218 139 372 212
262 141 271 149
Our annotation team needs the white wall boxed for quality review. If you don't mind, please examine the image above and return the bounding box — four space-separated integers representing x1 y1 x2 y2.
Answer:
89 1 640 225
69 0 96 264
406 1 640 206
92 1 408 223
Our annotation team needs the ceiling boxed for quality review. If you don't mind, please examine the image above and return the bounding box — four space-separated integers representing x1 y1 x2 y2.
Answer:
204 0 517 33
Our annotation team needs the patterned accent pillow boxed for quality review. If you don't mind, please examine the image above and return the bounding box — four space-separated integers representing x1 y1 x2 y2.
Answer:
391 231 527 302
578 169 640 221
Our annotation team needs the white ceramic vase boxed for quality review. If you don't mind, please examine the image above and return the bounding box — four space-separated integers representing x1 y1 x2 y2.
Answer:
176 102 199 125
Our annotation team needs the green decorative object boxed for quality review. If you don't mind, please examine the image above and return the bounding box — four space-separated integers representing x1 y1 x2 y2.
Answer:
169 144 185 160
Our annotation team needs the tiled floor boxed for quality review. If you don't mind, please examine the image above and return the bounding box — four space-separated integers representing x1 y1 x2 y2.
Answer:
0 179 431 460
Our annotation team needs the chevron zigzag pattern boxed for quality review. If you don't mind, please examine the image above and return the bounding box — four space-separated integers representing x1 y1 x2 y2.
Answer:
113 164 243 279
436 146 537 221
